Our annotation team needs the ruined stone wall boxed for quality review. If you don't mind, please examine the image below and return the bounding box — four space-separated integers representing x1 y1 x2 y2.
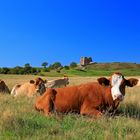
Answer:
80 57 93 66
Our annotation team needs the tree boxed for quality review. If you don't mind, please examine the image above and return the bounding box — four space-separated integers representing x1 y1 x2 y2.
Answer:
24 63 32 74
24 63 31 68
0 67 10 74
41 62 48 68
70 62 77 68
51 62 63 70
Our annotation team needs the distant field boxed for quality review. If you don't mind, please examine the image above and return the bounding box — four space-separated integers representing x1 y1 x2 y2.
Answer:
0 74 140 140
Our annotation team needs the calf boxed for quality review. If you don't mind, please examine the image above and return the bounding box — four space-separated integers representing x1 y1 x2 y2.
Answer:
11 77 46 97
35 73 138 117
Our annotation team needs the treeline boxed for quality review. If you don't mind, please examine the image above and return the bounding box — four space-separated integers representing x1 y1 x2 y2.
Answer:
0 62 78 75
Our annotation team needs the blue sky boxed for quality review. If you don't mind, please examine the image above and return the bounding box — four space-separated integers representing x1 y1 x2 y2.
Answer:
0 0 140 67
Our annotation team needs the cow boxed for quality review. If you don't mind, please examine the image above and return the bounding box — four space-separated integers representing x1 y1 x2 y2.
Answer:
45 75 69 89
35 72 138 118
11 77 46 97
0 80 10 93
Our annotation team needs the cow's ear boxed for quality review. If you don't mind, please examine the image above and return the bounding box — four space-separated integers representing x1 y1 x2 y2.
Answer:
64 75 68 79
126 78 138 87
97 77 110 86
0 80 4 84
30 80 35 84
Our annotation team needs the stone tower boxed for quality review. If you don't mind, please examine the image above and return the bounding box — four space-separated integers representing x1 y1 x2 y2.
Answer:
80 57 93 66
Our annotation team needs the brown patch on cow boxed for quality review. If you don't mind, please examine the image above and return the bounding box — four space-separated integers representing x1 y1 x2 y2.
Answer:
30 80 35 84
0 80 10 93
97 77 110 86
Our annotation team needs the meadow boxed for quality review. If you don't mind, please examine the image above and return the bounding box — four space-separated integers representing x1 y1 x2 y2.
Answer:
0 74 140 140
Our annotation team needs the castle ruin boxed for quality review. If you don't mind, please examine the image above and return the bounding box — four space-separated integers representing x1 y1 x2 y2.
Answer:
80 57 93 66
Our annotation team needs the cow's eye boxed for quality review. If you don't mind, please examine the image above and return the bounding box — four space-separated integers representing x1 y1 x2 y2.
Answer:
118 75 122 79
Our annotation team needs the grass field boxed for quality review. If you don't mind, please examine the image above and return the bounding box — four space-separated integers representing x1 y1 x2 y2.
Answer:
0 74 140 140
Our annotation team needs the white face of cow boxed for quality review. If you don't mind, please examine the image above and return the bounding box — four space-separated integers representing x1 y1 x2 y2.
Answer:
98 73 138 102
111 74 124 101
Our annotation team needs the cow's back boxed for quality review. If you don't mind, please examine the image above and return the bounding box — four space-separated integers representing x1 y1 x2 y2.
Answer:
54 82 104 113
46 78 68 88
14 83 36 97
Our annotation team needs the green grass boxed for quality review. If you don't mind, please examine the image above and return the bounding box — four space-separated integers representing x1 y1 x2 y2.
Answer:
0 75 140 140
1 94 140 140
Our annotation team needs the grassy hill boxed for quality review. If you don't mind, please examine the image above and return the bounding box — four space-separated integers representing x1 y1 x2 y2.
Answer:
40 62 140 77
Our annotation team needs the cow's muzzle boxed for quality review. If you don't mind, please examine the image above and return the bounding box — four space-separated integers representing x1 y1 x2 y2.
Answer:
114 94 124 101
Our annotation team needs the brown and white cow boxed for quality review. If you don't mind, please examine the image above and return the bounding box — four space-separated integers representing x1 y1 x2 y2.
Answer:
35 73 138 117
11 77 46 97
0 80 10 93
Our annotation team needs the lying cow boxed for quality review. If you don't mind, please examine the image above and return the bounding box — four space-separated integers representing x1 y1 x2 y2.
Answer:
45 75 69 88
11 77 46 97
0 80 10 93
35 72 138 117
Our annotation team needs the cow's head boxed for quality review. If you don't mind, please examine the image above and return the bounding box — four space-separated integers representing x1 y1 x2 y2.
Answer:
0 80 10 93
97 72 138 101
30 77 47 95
64 75 69 85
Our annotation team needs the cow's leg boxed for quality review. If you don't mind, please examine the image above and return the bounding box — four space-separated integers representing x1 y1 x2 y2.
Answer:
80 108 102 118
80 104 102 118
43 107 51 116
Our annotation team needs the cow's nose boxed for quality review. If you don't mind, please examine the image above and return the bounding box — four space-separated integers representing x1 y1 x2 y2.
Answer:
118 95 124 101
114 95 123 101
36 89 40 93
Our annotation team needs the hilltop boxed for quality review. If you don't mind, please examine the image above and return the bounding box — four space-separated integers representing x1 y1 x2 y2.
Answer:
40 62 140 77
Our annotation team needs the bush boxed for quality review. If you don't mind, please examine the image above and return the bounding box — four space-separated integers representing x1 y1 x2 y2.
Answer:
51 62 63 70
70 62 77 68
63 66 70 70
0 67 10 74
42 68 50 72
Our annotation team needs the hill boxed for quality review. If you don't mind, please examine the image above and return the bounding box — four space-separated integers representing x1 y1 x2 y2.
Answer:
46 62 140 77
86 62 140 70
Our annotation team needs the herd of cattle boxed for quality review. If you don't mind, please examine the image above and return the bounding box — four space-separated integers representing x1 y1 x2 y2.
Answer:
0 73 140 118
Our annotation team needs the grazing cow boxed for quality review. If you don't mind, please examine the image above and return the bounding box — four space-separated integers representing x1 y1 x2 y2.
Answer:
11 77 46 97
45 75 69 88
0 80 10 93
35 73 138 117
